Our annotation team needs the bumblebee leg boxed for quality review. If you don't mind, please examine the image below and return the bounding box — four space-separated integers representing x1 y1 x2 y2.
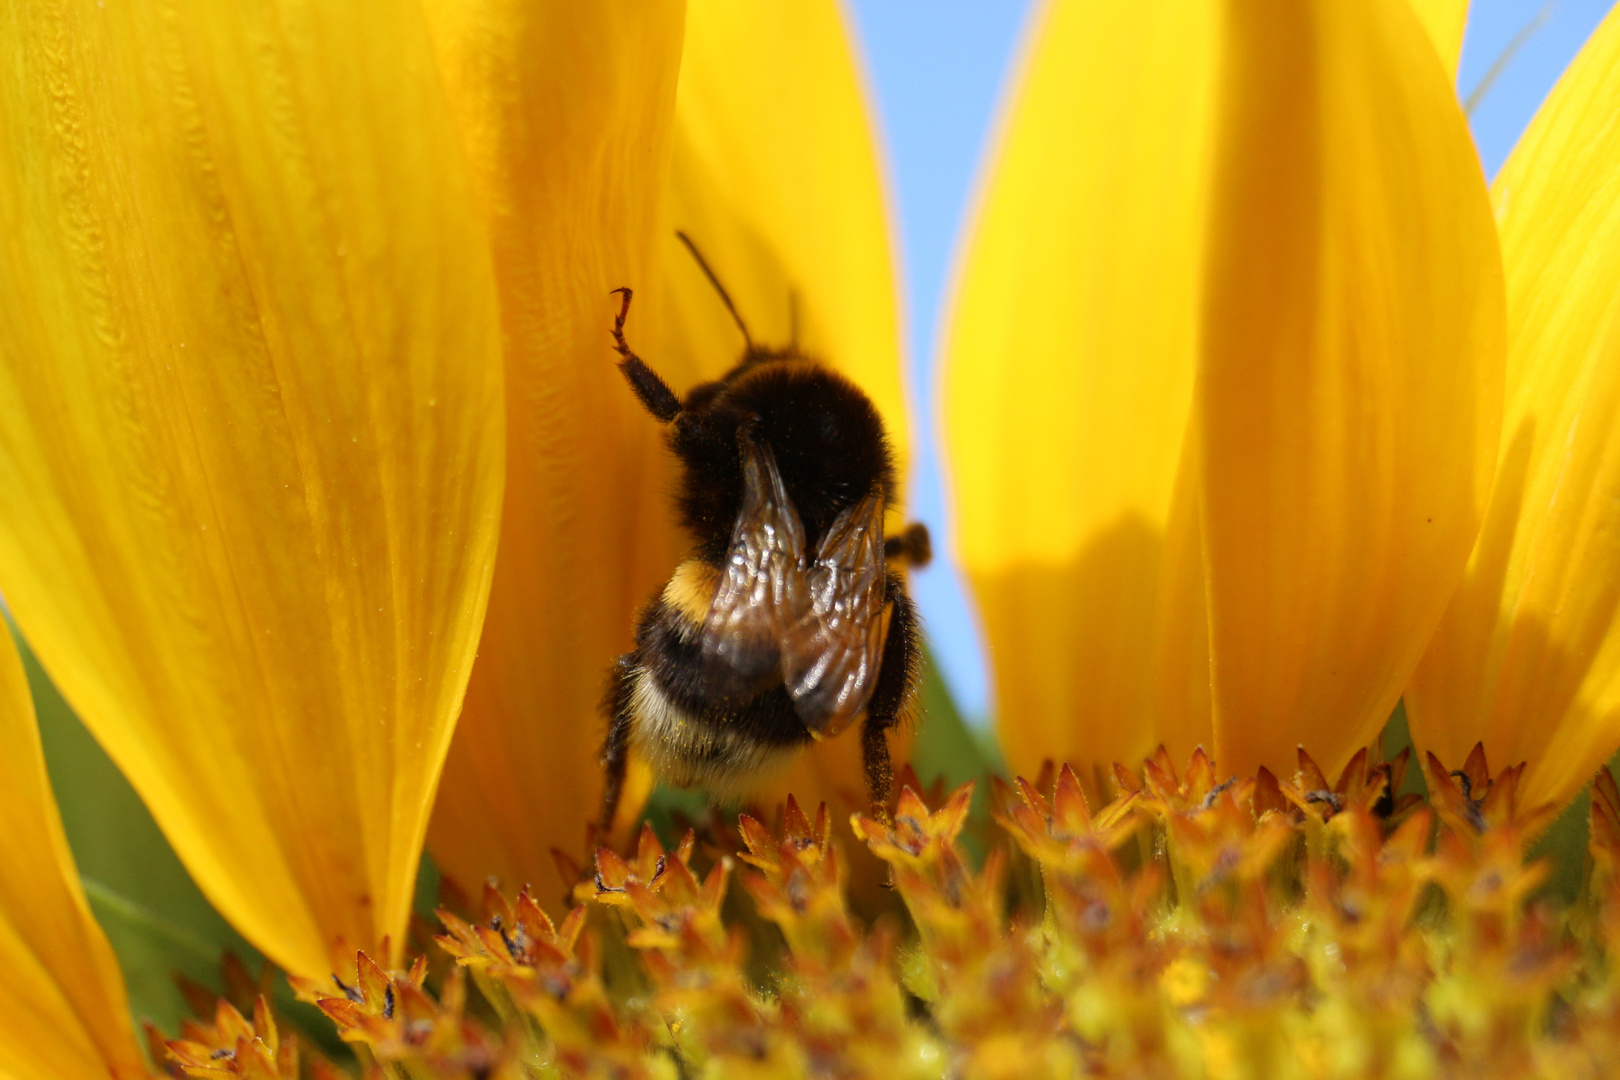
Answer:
598 655 637 835
609 287 682 422
860 574 922 821
861 720 893 824
883 521 932 569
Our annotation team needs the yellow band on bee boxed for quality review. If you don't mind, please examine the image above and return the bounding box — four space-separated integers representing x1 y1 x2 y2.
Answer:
663 560 722 625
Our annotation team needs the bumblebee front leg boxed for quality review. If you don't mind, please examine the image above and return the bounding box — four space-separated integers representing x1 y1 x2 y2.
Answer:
860 573 922 821
609 288 682 423
598 655 637 836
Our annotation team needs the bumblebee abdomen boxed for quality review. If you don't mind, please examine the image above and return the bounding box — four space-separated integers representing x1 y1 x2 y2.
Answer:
626 594 812 796
624 665 804 796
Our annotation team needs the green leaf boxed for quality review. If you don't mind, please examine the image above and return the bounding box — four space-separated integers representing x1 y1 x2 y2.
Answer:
910 648 1003 865
910 647 1003 790
1524 753 1620 906
1380 699 1430 804
81 878 247 1031
642 783 715 850
1529 785 1590 904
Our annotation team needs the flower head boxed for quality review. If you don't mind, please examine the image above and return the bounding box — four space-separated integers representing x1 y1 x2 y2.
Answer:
6 0 1620 1076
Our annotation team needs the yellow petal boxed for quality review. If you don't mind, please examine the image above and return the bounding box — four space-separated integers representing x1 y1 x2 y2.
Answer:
660 0 906 457
0 626 146 1080
1407 0 1471 76
1408 7 1620 808
946 0 1502 785
665 0 908 813
0 1 504 979
1151 438 1215 765
941 0 1219 781
1199 0 1503 777
423 1 688 892
426 0 905 885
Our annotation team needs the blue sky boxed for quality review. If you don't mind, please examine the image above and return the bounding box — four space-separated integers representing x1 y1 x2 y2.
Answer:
842 0 1618 724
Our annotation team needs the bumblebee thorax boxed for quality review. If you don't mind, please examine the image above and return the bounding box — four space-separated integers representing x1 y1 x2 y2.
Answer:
675 359 895 561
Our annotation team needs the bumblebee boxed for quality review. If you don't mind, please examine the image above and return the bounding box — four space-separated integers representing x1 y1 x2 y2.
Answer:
598 239 930 832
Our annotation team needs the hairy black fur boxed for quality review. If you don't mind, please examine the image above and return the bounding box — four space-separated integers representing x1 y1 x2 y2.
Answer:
671 359 896 565
635 597 814 750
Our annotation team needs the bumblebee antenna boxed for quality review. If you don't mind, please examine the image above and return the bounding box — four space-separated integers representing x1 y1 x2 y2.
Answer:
676 230 755 353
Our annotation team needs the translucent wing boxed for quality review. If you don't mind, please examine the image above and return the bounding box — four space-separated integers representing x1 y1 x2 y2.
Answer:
701 426 809 704
782 487 888 737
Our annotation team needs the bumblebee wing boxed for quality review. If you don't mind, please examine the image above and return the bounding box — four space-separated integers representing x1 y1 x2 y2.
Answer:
781 487 888 737
701 426 809 704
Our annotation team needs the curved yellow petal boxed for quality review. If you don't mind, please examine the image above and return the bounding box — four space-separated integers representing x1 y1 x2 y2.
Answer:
1408 7 1620 808
0 627 146 1080
423 1 688 893
0 1 504 979
659 0 906 458
426 0 904 886
942 0 1218 781
666 0 907 812
1199 0 1503 777
1407 0 1470 76
947 0 1501 784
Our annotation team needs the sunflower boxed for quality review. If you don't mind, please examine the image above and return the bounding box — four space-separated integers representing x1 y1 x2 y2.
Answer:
3 0 1620 1076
